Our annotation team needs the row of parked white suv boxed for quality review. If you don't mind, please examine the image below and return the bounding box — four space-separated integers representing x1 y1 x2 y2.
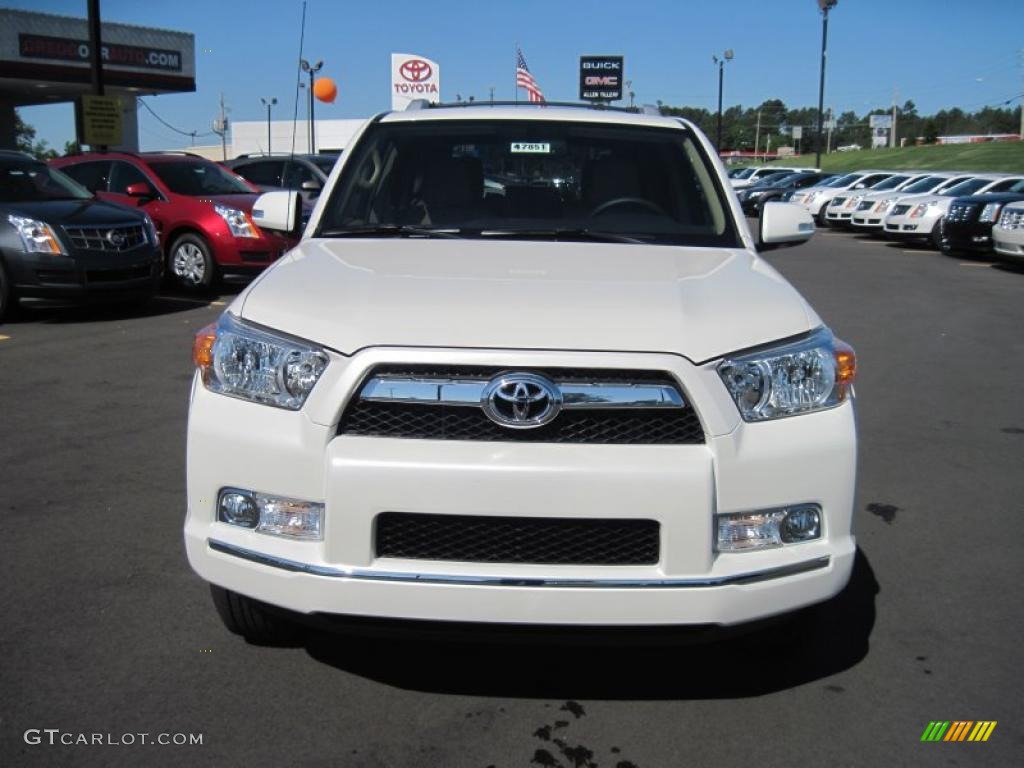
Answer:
786 169 1024 251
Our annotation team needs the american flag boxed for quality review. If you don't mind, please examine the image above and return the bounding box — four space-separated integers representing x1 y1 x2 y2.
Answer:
516 48 545 103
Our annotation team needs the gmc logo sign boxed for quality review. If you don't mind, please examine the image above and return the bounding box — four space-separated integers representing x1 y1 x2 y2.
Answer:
579 55 624 101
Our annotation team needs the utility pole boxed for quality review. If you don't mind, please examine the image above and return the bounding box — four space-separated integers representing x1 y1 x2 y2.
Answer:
891 86 898 149
754 109 762 161
261 97 277 154
712 50 734 151
815 1 838 168
300 59 323 153
86 0 106 152
826 107 834 154
212 92 229 161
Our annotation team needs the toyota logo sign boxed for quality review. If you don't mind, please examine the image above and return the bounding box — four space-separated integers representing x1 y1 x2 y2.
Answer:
481 373 562 429
400 59 432 82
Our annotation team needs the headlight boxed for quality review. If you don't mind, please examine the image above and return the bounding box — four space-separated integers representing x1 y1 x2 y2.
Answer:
192 313 329 410
845 196 863 208
910 202 937 219
979 203 1003 223
874 198 895 212
7 215 65 254
142 213 159 246
213 204 259 238
717 327 856 422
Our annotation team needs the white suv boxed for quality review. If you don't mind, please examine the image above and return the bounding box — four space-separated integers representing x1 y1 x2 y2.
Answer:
185 104 858 642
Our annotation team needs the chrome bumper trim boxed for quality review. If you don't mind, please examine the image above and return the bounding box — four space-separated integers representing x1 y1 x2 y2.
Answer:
207 539 830 588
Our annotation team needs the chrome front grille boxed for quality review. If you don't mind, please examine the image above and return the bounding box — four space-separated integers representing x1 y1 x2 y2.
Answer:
830 197 847 207
999 209 1024 230
891 204 911 216
63 224 147 252
337 365 705 445
946 203 976 224
857 200 874 211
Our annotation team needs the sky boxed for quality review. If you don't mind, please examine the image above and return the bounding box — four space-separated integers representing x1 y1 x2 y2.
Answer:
10 0 1024 151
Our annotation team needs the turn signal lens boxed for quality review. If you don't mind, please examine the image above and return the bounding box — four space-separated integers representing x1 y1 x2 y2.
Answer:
192 323 217 369
834 340 856 386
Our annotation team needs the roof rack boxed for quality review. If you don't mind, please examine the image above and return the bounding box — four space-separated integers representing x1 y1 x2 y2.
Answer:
143 150 207 159
404 99 664 116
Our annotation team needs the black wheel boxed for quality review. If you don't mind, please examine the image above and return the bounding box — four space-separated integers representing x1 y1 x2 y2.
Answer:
210 585 300 645
0 260 15 324
815 204 829 226
931 221 945 250
168 233 218 291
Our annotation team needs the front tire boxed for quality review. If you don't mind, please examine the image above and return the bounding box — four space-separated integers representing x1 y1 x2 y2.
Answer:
930 221 944 250
169 233 218 291
210 585 300 645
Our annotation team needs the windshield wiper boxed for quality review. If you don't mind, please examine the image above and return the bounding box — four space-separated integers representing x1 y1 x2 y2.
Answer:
478 228 649 245
317 224 464 239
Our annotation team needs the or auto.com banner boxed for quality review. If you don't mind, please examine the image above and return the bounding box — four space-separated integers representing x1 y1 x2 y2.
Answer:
18 33 182 71
391 53 440 111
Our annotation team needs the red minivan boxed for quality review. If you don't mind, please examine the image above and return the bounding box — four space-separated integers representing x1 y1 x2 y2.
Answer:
51 152 298 291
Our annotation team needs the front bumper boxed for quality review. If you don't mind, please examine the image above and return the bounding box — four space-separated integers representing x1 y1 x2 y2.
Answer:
207 229 295 270
942 221 995 254
185 347 858 627
994 228 1024 261
5 245 162 299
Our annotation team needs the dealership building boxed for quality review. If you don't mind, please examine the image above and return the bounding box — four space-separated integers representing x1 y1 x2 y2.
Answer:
0 7 195 151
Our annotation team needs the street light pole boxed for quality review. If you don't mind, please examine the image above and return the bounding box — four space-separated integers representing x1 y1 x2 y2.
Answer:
712 50 734 152
260 97 276 154
300 59 323 153
816 1 838 168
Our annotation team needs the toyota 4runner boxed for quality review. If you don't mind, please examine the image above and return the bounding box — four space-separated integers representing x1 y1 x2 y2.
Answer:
185 102 857 643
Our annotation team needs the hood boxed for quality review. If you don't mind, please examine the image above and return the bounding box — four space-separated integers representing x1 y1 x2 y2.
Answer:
205 193 260 212
955 192 1024 205
1 198 145 226
238 239 818 362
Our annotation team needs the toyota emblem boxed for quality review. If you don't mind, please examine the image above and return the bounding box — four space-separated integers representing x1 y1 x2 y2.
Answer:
481 373 562 429
106 229 127 248
399 59 432 82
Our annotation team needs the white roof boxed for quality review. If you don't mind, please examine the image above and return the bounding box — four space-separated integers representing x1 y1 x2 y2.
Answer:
379 104 688 130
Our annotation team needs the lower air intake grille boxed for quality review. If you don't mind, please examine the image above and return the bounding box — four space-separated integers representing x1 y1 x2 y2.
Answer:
375 512 660 565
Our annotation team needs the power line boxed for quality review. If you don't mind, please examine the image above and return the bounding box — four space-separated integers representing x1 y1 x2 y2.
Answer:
138 98 214 138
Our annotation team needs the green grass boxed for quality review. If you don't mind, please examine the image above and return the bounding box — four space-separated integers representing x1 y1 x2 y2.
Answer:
758 141 1024 173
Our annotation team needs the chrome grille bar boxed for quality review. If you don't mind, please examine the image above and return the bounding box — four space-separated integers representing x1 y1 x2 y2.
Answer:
359 376 686 409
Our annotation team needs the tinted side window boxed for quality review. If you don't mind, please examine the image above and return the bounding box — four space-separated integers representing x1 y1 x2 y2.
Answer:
109 161 150 194
233 161 283 187
61 161 111 192
283 162 316 188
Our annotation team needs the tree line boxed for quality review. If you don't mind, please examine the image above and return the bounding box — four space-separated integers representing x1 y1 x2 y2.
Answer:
657 99 1022 152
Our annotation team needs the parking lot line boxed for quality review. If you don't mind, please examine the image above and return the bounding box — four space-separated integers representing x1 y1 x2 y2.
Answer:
0 334 9 341
960 262 994 268
158 295 227 306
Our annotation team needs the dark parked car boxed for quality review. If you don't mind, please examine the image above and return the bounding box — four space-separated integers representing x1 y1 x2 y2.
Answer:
0 150 161 322
225 153 338 203
941 181 1024 256
51 151 298 291
739 172 835 215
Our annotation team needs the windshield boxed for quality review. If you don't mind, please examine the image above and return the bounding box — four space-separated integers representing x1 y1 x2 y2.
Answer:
824 173 862 188
149 160 253 195
869 175 910 191
731 168 755 179
900 175 947 194
941 178 989 197
754 171 794 186
317 119 739 247
0 159 92 202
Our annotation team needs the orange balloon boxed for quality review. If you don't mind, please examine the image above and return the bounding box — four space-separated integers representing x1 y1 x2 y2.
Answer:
313 77 337 103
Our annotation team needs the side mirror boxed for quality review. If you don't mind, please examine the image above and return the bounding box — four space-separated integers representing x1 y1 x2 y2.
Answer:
125 182 155 199
759 202 815 250
251 190 302 234
300 179 322 192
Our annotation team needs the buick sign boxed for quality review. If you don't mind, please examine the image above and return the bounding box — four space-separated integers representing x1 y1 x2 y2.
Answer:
579 55 624 101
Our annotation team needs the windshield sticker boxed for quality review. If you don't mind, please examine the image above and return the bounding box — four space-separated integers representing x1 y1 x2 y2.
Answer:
510 142 551 154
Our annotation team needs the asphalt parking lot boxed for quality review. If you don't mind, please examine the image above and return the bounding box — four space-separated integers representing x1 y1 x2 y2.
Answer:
1 230 1022 768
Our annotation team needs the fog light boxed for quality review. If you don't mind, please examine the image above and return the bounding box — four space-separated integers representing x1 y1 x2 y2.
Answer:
218 491 259 528
216 488 324 540
780 505 821 543
716 504 822 552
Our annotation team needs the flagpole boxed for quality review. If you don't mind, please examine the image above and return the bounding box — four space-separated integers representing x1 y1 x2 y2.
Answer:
514 44 518 103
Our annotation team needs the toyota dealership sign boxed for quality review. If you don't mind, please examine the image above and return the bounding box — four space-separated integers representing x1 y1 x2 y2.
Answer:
391 53 440 110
